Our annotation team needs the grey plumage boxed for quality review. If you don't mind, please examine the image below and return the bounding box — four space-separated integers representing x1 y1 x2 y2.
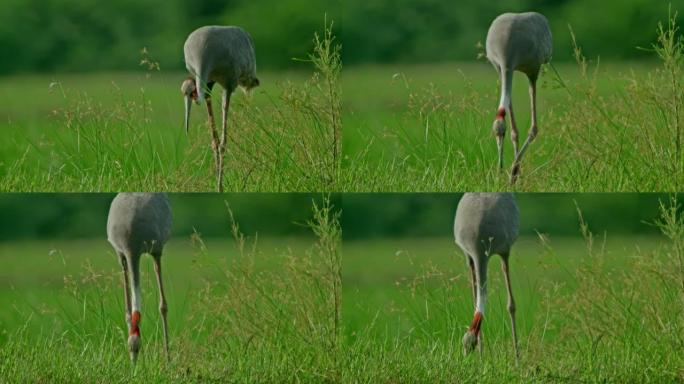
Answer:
107 193 172 257
454 193 520 358
181 26 260 192
454 193 519 259
107 193 172 364
486 13 552 80
486 12 552 183
184 26 258 102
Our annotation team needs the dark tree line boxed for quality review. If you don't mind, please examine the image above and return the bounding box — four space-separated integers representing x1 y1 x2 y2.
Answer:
342 0 682 65
0 0 680 74
0 0 341 73
342 194 672 240
0 194 336 240
0 194 675 240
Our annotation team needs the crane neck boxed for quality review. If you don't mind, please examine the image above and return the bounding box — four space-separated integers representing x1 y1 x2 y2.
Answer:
130 311 141 337
129 260 142 314
468 311 483 335
498 68 513 110
495 107 506 120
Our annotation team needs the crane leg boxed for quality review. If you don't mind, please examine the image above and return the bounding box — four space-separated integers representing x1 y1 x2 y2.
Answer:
152 253 170 362
205 98 221 186
508 103 520 158
510 78 538 184
118 252 133 331
468 255 484 354
472 271 485 356
217 90 231 193
478 332 484 357
468 257 477 305
501 254 519 362
473 254 485 356
495 67 513 172
463 253 486 357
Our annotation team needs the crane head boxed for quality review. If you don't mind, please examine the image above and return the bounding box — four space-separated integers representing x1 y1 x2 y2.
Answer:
462 311 483 356
238 75 260 96
493 108 506 169
462 330 478 355
181 78 198 135
128 310 142 364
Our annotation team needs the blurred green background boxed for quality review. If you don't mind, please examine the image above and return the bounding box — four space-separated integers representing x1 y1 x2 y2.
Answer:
343 0 684 65
0 193 338 362
342 193 678 239
1 0 680 75
342 193 680 346
2 193 673 240
0 0 341 74
0 193 337 240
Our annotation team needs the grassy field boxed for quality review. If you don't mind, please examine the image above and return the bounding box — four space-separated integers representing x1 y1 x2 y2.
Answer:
0 201 343 382
7 60 676 194
0 27 341 192
342 210 684 382
3 18 684 193
342 18 684 192
2 195 683 382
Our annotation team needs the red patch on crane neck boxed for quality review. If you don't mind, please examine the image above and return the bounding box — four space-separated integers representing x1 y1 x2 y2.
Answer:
130 311 141 337
468 312 483 335
496 108 506 120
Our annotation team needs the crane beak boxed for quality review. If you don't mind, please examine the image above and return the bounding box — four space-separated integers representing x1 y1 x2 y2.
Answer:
130 349 139 366
184 95 192 135
492 118 506 170
128 334 141 365
462 331 478 356
497 136 504 169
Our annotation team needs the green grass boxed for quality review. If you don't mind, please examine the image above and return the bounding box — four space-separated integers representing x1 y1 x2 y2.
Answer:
341 16 684 192
0 199 343 382
0 24 341 192
342 203 684 382
8 61 666 193
2 16 683 192
2 196 684 382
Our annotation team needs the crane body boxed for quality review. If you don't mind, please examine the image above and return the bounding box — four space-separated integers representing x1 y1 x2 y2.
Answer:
486 12 552 183
107 193 172 363
181 26 259 191
454 192 519 358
